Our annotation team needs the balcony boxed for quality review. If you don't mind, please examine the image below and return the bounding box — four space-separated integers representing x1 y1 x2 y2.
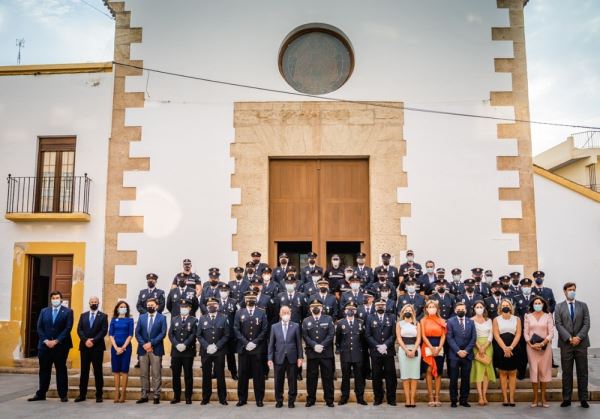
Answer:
5 175 91 222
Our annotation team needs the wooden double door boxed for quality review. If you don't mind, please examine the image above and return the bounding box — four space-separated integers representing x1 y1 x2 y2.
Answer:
269 159 370 268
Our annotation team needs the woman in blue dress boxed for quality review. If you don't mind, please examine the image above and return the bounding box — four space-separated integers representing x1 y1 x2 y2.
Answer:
109 300 134 403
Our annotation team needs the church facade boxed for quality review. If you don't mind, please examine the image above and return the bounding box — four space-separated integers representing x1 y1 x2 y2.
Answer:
1 0 597 366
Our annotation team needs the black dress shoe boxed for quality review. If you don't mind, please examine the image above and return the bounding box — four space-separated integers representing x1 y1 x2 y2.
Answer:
288 402 295 408
60 397 69 402
298 374 303 381
460 401 471 407
388 400 397 406
326 402 335 407
231 373 239 380
201 400 209 405
256 401 264 407
220 400 228 405
236 401 247 407
451 402 457 408
509 403 516 407
338 399 348 405
561 401 571 407
186 399 192 405
136 398 148 404
134 361 140 368
373 400 383 406
276 401 283 408
74 396 86 402
170 399 180 404
27 395 45 402
96 398 103 403
153 398 160 404
305 401 315 407
357 399 367 405
365 373 372 380
581 401 590 408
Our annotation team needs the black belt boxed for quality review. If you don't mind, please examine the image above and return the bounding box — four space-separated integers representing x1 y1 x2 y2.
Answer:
402 337 417 345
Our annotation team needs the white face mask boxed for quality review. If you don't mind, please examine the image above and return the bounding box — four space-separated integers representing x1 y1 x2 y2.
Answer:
474 307 484 316
426 267 434 274
484 275 493 282
406 285 416 294
407 256 414 262
350 283 360 291
180 308 190 316
453 275 461 281
427 307 437 315
522 287 531 296
281 314 291 323
118 307 127 315
285 284 295 293
381 292 390 300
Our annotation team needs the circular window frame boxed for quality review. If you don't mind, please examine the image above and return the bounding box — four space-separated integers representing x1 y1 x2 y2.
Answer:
278 23 355 95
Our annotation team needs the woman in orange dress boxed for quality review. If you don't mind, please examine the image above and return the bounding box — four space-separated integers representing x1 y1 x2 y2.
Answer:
420 300 447 407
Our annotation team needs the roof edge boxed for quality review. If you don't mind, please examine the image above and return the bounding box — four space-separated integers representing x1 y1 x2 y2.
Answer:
534 164 600 203
102 0 116 17
0 62 113 76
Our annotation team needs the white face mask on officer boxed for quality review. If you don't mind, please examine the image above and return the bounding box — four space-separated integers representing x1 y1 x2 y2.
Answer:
350 282 360 291
407 255 414 263
285 284 295 293
180 307 190 316
453 275 461 282
381 291 390 300
406 285 416 294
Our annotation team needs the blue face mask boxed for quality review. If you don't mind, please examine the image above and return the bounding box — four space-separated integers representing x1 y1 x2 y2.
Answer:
535 278 543 286
533 304 543 312
567 290 576 300
51 299 61 308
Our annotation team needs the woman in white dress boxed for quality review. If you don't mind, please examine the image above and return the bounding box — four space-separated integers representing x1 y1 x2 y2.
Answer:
396 304 421 408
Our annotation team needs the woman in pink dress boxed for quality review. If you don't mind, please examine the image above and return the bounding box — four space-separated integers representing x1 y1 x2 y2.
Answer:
524 296 554 408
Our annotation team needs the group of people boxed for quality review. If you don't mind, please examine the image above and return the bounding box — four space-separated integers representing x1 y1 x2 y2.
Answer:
27 250 591 409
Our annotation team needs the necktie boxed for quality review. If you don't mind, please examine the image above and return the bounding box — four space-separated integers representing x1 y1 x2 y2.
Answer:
148 315 154 332
460 318 465 331
210 315 215 321
89 312 95 328
52 308 58 323
569 302 575 322
379 315 384 322
349 320 353 328
289 294 293 301
249 310 253 316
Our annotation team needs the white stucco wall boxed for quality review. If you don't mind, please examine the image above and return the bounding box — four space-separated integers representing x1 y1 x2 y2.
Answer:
113 0 521 305
0 71 114 317
534 175 600 345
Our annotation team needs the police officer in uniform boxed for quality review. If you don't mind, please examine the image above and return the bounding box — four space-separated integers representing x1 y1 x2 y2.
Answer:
399 250 422 282
378 283 397 315
339 274 365 312
168 300 197 404
429 279 456 320
199 268 225 314
324 254 345 294
243 261 260 284
311 278 338 319
357 291 376 380
229 266 250 303
302 299 335 407
171 258 202 296
261 266 281 298
457 278 481 317
300 266 322 296
449 268 464 296
335 301 367 405
365 299 397 406
514 277 534 379
531 270 557 367
400 266 419 294
217 283 239 380
472 267 491 298
374 252 400 288
397 278 426 319
354 252 374 285
250 251 268 277
272 253 293 286
300 252 323 286
233 292 269 407
276 272 307 323
368 267 398 301
484 280 509 319
167 277 199 317
509 271 522 294
498 275 516 299
197 297 230 405
418 261 439 296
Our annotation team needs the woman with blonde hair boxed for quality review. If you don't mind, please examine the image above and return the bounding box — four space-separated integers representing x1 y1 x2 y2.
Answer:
470 300 496 405
420 300 446 407
493 298 522 407
396 304 421 408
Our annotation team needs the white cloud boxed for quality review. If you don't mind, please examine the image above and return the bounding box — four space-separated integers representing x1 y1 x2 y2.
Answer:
466 13 483 24
16 0 76 24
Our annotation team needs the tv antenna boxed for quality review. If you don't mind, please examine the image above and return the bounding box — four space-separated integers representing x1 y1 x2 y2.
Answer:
16 38 25 65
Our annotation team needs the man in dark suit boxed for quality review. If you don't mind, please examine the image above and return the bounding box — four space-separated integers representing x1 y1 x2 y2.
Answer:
234 291 269 407
446 302 477 407
135 298 167 404
302 299 335 407
28 290 74 402
555 282 591 408
75 296 108 402
197 297 230 405
268 305 303 408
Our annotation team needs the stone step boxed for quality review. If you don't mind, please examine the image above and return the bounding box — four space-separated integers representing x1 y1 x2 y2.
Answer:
68 375 566 390
47 386 597 403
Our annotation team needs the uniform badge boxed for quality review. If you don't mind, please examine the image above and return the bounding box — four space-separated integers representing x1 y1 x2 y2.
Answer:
142 293 146 298
281 296 285 301
175 322 179 327
233 285 237 289
519 300 523 304
306 271 309 275
490 304 495 308
307 322 312 327
256 318 259 325
373 321 378 326
187 323 191 331
341 324 346 330
241 315 245 321
204 321 208 326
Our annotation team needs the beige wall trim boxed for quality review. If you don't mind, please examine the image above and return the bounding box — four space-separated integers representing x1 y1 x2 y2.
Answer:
231 101 410 269
103 1 147 311
492 0 538 275
534 164 600 203
0 62 113 76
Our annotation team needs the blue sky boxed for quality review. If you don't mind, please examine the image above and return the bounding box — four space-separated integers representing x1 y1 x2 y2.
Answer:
0 0 598 154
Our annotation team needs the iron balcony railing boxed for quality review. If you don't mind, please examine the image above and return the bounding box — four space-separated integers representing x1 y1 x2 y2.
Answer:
572 131 600 149
6 174 91 214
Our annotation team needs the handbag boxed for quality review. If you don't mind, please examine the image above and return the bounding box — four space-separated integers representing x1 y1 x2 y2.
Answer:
475 351 492 365
530 333 548 350
425 346 444 357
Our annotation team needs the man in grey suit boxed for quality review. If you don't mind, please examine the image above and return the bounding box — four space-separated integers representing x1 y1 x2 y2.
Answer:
268 305 303 408
554 282 590 408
